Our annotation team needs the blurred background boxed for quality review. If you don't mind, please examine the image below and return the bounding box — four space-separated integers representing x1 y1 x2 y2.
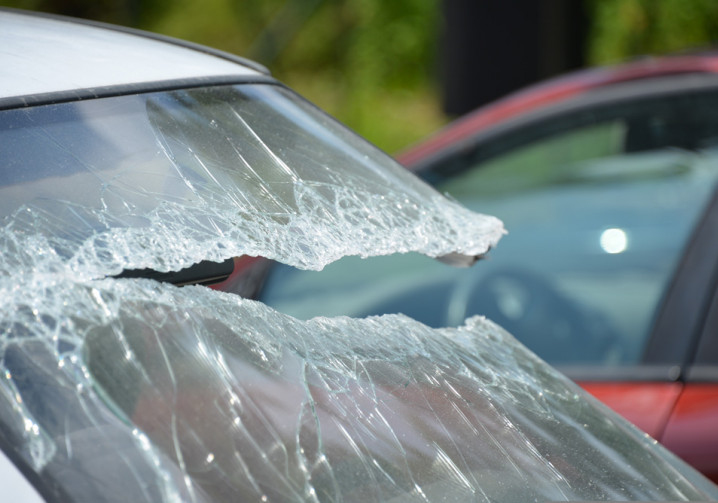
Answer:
3 0 718 153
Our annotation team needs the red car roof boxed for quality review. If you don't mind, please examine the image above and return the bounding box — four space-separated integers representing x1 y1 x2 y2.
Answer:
398 53 718 166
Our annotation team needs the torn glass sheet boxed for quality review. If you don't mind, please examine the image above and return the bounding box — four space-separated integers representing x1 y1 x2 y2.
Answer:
0 83 717 502
2 277 717 502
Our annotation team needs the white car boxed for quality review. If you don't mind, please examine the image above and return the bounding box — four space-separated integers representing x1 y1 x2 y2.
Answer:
0 8 717 502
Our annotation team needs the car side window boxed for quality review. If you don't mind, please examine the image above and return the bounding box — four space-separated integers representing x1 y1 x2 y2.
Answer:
440 121 627 197
431 91 718 365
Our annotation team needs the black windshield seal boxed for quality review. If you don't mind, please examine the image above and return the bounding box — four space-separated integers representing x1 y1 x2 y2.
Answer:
114 258 235 286
0 75 279 112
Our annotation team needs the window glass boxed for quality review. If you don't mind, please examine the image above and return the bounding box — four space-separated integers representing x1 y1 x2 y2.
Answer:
441 121 627 196
0 83 502 501
694 288 718 366
437 144 718 365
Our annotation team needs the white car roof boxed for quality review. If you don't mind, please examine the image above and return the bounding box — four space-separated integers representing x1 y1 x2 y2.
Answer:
0 9 266 102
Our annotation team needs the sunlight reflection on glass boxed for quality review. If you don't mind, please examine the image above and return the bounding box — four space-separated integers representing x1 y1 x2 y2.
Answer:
600 228 628 254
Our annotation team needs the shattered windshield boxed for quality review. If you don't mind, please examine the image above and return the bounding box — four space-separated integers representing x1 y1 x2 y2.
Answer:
0 83 716 502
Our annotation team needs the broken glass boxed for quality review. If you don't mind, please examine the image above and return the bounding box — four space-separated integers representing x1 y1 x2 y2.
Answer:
0 83 716 502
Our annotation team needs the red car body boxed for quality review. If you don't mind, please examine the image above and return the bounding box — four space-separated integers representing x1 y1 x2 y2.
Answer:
585 382 718 481
399 54 718 166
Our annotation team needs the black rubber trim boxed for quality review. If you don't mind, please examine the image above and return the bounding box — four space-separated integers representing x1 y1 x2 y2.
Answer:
686 365 718 382
558 364 683 382
0 74 281 111
0 6 269 75
114 258 235 287
643 186 718 367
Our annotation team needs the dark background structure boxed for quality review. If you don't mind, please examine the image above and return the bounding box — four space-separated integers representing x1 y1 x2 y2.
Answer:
441 0 587 115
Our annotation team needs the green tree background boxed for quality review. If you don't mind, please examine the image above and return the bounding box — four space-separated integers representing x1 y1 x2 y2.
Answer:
3 0 718 153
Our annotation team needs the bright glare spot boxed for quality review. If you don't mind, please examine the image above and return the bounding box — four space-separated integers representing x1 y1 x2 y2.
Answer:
132 429 152 451
206 453 215 464
600 228 628 254
23 418 39 435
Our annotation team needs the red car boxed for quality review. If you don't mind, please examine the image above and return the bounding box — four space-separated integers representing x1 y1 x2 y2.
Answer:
258 53 718 482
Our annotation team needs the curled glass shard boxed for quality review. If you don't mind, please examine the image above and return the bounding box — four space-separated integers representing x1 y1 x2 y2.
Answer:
0 83 716 502
0 85 502 279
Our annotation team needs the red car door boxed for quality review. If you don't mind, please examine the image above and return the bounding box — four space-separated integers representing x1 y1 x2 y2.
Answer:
658 288 718 483
581 382 683 439
662 384 718 482
583 381 718 483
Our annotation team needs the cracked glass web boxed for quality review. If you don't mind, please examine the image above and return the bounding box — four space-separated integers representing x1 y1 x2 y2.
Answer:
0 83 716 502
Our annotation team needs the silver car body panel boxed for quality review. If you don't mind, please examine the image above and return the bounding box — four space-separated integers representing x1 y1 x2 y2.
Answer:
0 10 262 101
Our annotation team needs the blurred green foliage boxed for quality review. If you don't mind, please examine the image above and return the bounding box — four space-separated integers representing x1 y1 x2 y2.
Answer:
2 0 444 153
3 0 718 152
588 0 718 64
